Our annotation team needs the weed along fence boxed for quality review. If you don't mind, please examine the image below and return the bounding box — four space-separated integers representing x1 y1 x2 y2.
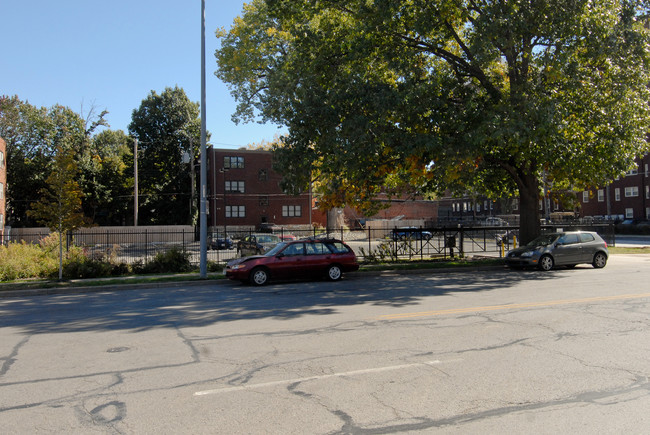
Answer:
5 223 615 267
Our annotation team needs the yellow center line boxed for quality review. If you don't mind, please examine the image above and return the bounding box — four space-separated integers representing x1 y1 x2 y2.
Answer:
377 293 650 320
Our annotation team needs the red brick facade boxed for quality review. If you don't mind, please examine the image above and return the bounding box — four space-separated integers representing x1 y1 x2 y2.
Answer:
208 148 311 229
579 154 650 220
204 148 648 230
0 137 6 239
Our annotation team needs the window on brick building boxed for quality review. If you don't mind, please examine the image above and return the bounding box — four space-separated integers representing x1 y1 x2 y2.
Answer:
597 189 604 202
625 208 634 218
225 181 245 193
223 156 244 169
258 168 268 181
282 205 302 217
625 186 639 197
583 191 589 202
259 195 269 206
0 151 4 168
226 205 245 218
627 167 638 176
615 188 621 201
0 182 3 199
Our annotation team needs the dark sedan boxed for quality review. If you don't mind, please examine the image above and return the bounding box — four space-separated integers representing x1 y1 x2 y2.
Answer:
390 227 433 241
225 238 359 285
506 231 608 271
209 236 233 250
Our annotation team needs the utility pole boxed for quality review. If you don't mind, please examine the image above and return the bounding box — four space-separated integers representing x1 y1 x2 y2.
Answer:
134 139 138 226
199 0 208 277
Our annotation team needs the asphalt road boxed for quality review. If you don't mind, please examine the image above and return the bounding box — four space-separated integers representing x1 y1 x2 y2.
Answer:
1 255 650 434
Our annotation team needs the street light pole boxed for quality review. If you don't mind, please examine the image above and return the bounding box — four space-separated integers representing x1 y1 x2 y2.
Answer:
134 139 138 226
199 0 207 277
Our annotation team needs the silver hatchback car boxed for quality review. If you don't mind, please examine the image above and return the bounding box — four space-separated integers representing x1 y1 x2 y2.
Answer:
506 231 608 271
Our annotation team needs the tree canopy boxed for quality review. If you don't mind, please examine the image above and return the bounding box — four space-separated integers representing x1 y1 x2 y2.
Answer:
0 96 86 226
128 86 203 225
216 0 650 243
0 96 132 227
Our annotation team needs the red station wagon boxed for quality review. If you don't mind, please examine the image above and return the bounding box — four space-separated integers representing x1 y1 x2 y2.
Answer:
225 238 359 285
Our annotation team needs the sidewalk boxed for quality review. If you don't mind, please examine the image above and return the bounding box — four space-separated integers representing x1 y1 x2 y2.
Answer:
613 234 650 248
0 260 504 299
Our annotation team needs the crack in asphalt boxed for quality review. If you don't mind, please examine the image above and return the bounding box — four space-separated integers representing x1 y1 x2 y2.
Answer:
0 335 30 377
325 376 650 434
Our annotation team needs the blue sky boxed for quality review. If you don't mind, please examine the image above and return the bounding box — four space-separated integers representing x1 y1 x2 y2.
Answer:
1 0 284 149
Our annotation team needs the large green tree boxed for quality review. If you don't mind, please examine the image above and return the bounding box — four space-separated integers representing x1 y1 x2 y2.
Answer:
0 96 86 226
0 96 133 226
79 129 134 225
216 0 650 243
128 86 203 225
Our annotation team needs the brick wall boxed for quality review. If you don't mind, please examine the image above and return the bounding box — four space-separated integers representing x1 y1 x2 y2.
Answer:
208 148 311 229
0 137 6 239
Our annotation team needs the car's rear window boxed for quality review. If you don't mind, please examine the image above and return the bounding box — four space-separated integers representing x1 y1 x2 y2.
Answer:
580 233 595 242
326 242 350 253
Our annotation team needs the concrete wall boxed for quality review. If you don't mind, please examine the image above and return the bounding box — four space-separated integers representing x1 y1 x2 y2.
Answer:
7 226 196 245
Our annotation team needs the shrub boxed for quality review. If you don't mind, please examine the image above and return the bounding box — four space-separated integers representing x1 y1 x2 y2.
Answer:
139 248 192 274
0 241 59 281
63 256 114 279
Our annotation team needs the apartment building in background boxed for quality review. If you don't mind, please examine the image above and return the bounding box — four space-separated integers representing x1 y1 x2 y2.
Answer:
208 148 311 230
0 137 6 240
580 154 650 220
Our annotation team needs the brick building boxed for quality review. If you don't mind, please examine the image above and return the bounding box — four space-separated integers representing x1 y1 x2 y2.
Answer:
208 148 311 230
0 137 5 240
579 154 650 220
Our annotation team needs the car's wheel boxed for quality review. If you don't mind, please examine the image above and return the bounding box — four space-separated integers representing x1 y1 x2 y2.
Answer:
538 255 554 271
592 252 608 269
250 267 270 286
326 264 342 281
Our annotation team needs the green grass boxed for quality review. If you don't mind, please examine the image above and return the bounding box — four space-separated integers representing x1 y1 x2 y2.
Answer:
608 246 650 255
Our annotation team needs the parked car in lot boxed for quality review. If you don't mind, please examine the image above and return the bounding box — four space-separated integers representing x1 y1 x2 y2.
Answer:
226 238 359 285
506 231 608 271
481 217 510 226
237 233 281 256
390 227 433 241
208 235 233 250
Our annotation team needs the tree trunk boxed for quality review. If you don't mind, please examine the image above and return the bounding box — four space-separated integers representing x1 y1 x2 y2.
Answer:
518 174 541 245
326 208 344 232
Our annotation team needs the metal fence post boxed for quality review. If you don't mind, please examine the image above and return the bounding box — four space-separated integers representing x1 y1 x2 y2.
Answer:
459 227 465 257
368 226 371 261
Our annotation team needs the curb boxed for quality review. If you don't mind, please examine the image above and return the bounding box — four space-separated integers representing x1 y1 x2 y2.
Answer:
0 264 506 299
0 278 225 299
